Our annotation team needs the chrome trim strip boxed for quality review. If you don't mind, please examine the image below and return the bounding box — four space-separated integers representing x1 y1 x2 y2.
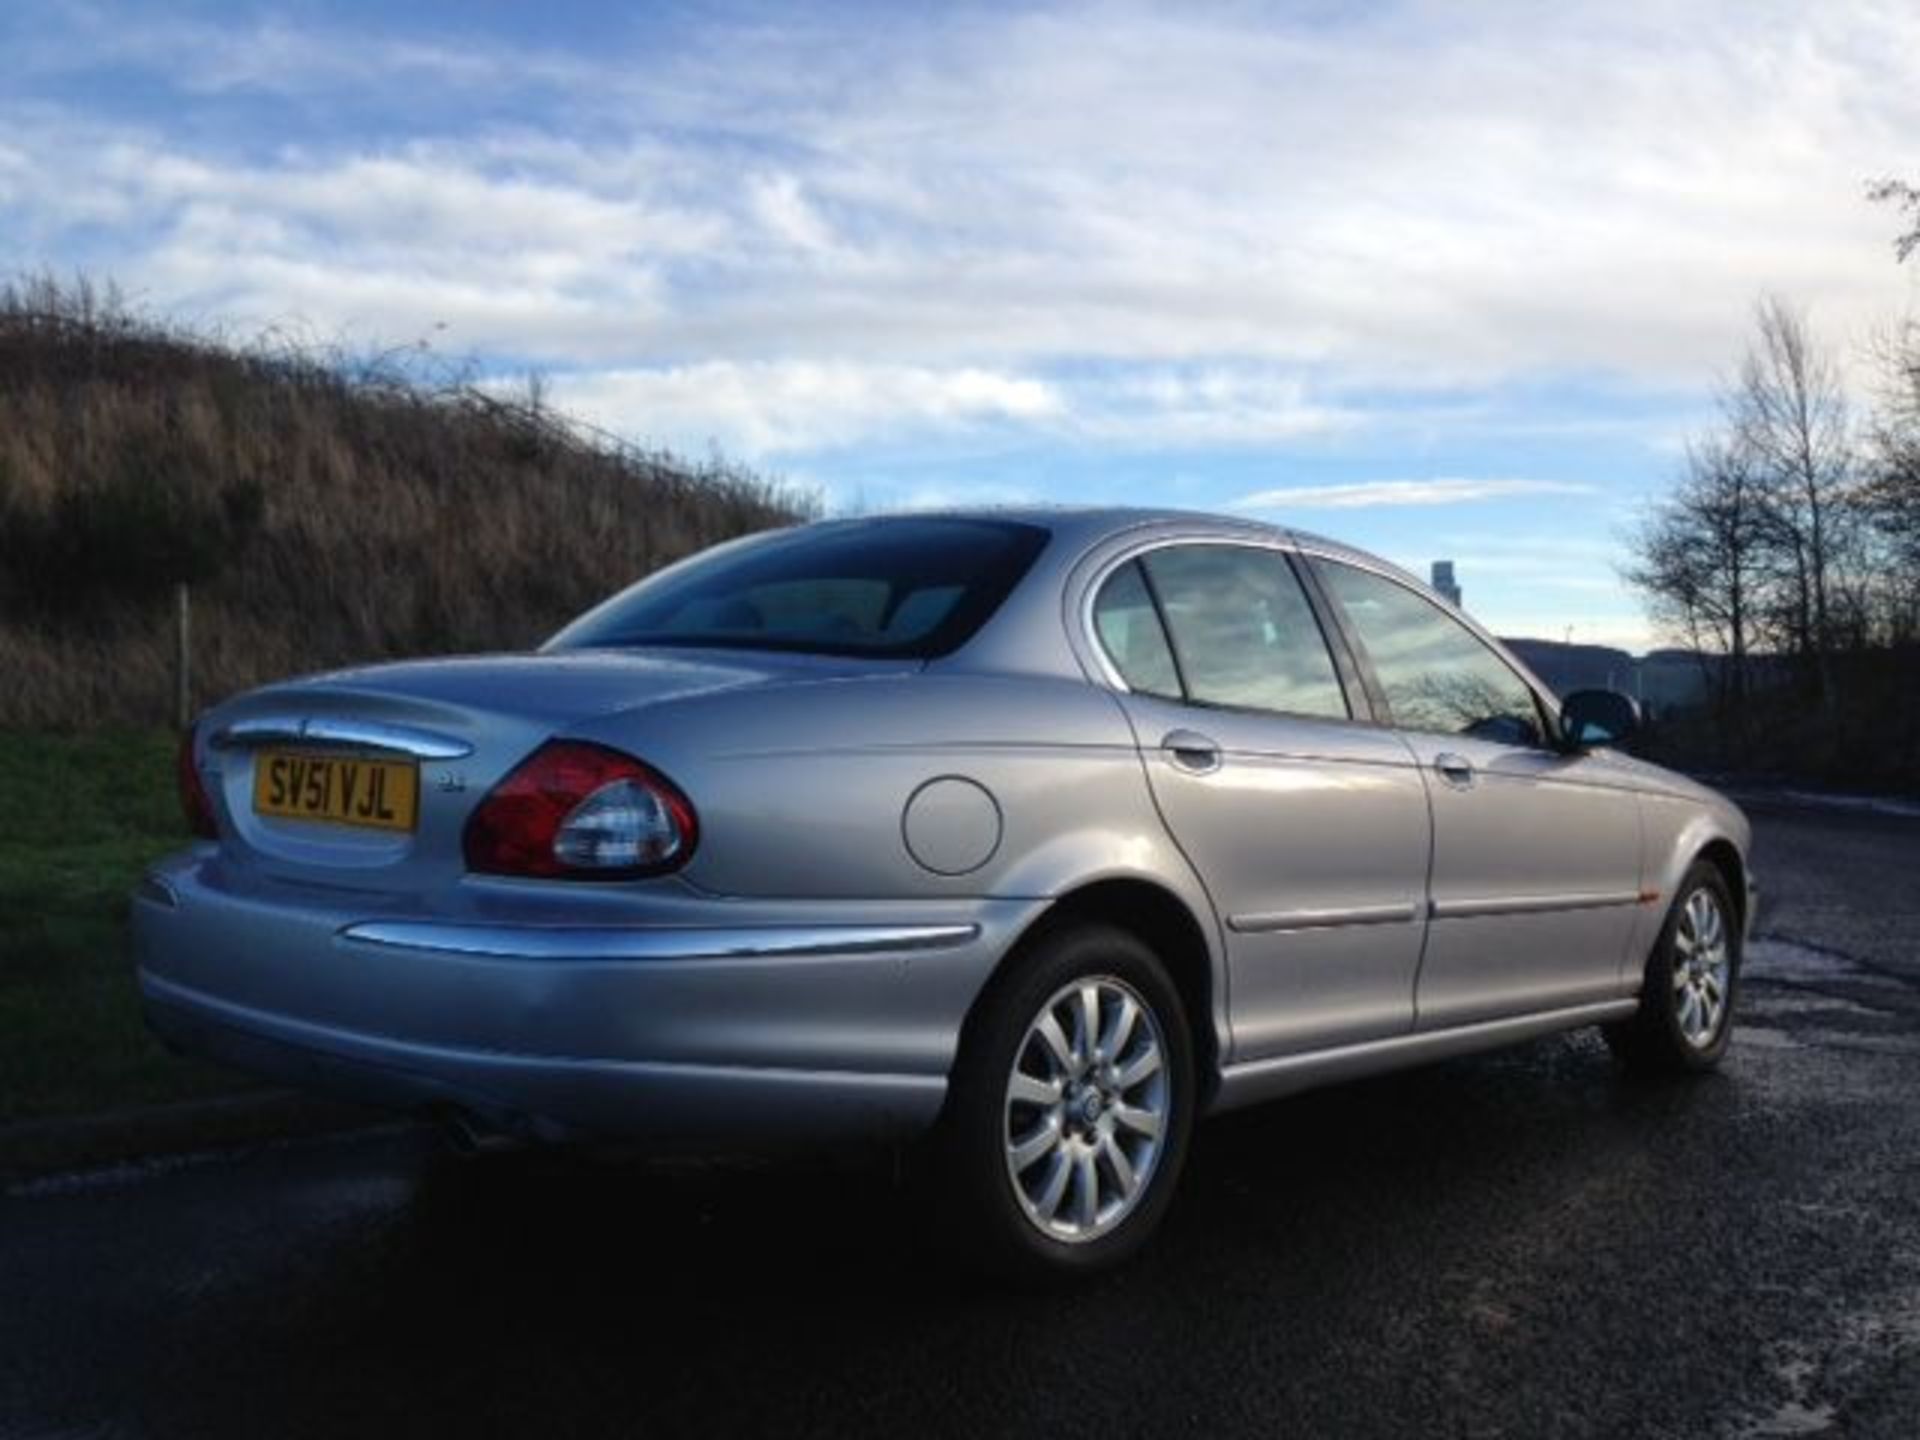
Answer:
1430 891 1641 921
1211 997 1639 1113
1228 901 1420 934
339 920 983 961
212 715 474 760
1289 543 1455 611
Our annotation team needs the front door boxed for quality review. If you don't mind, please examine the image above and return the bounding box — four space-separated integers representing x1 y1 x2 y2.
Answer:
1310 557 1644 1030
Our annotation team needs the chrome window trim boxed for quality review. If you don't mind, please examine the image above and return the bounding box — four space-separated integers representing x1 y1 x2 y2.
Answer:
340 919 982 962
211 716 475 761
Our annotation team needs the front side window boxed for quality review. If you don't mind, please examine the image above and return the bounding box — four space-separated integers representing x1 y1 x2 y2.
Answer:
1314 559 1544 745
1103 544 1348 718
546 517 1050 660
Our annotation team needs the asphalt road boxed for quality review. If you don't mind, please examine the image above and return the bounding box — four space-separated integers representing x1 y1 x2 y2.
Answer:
5 798 1918 1439
1738 789 1920 983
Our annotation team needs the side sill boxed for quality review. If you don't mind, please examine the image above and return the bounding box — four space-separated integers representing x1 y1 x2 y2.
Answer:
1209 998 1638 1114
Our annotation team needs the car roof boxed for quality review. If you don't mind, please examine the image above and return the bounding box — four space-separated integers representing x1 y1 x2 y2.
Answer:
830 505 1430 592
790 505 1559 705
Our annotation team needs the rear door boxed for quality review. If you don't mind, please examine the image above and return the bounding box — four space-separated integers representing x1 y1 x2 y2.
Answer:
1090 542 1432 1061
1308 556 1644 1029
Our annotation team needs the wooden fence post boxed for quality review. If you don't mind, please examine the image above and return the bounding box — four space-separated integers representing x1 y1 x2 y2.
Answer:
174 581 192 731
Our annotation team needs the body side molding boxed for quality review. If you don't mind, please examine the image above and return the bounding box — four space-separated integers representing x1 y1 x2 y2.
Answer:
1227 901 1422 934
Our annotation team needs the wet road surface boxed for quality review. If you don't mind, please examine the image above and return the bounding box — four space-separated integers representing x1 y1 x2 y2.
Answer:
4 800 1918 1439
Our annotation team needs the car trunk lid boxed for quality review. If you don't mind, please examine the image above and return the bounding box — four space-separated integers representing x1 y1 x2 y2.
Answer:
200 648 911 890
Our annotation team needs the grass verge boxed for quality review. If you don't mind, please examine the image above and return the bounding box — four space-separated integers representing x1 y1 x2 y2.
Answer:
0 729 254 1125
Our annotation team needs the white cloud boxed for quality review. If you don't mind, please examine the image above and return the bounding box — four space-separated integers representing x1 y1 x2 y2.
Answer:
5 8 595 100
540 361 1065 456
3 0 1918 455
1075 369 1362 444
1232 478 1597 511
890 481 1046 513
536 359 1364 457
748 173 837 256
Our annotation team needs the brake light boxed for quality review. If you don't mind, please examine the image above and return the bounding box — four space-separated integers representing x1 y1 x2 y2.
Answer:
178 724 218 839
463 741 697 880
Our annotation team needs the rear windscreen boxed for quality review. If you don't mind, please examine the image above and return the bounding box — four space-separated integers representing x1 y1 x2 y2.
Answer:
546 517 1052 660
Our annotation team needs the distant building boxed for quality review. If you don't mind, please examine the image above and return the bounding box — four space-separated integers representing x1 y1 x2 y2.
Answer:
1419 557 1758 718
1500 637 1748 717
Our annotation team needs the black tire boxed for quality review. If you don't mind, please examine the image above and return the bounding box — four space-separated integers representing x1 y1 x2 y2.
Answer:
1603 860 1741 1075
937 921 1196 1280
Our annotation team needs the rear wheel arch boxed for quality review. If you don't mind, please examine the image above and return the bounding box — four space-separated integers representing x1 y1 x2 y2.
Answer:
938 884 1210 1274
966 878 1221 1098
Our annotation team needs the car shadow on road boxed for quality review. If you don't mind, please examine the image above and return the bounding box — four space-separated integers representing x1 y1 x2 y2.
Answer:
148 1031 1744 1438
391 1027 1703 1295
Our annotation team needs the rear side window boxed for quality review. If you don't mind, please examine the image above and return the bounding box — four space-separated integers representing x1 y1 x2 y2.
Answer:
1094 544 1349 718
1314 559 1545 745
548 518 1050 660
1145 546 1349 718
1091 561 1181 696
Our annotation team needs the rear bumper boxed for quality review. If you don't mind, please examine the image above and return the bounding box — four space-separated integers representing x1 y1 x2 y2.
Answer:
133 853 1040 1148
141 971 951 1147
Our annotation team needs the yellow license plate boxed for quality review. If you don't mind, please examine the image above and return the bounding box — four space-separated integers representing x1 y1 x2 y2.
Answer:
252 750 419 832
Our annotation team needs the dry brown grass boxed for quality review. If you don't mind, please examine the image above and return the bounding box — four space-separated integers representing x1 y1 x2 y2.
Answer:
0 278 812 727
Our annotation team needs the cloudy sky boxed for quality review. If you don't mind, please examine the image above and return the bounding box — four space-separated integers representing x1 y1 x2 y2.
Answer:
4 0 1918 649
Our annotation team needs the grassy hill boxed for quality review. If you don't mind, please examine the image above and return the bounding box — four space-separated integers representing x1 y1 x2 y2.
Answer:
0 277 812 728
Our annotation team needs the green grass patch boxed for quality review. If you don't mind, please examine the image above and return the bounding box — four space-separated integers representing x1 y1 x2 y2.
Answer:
0 729 253 1124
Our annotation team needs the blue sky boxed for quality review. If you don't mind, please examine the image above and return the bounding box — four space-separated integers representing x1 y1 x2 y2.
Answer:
4 1 1918 650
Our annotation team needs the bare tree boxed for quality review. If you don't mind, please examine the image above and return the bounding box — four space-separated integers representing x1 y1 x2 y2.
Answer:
1617 189 1920 784
1864 316 1920 639
1860 176 1920 640
1622 434 1765 715
1726 296 1860 703
1867 177 1920 263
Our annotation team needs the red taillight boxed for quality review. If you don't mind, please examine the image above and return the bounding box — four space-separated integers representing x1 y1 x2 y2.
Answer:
177 724 218 839
462 741 698 880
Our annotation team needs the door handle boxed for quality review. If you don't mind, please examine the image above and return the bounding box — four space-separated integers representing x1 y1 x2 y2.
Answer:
1161 730 1223 775
1434 752 1475 787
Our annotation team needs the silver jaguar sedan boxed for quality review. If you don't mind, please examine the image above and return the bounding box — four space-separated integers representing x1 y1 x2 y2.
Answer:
136 508 1751 1275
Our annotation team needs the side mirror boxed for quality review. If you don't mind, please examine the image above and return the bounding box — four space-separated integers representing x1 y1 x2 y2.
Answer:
1560 688 1640 750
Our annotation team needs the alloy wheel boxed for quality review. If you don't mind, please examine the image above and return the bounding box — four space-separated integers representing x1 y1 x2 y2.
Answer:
1672 885 1732 1048
1002 975 1170 1244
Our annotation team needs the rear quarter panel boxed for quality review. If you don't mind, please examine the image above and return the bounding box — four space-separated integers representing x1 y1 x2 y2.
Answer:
569 673 1206 907
570 671 1235 1051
